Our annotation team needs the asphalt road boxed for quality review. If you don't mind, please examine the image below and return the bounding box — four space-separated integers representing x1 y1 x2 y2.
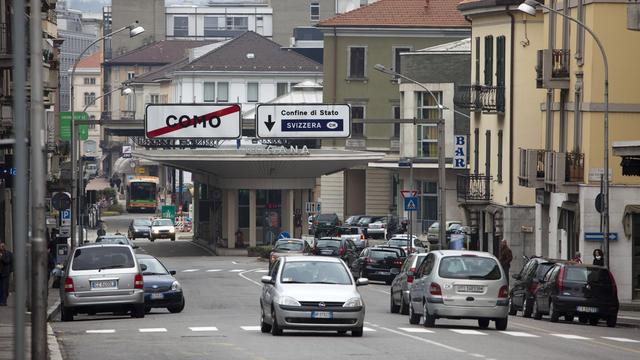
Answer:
51 214 640 360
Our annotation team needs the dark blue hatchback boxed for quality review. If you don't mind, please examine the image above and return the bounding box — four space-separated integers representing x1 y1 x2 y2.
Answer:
136 254 185 313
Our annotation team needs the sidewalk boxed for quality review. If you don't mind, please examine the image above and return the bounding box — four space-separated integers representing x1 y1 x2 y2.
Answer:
0 281 63 360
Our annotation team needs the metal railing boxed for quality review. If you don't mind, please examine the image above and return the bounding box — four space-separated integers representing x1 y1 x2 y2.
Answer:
565 152 585 183
457 174 492 202
454 84 482 111
480 85 505 113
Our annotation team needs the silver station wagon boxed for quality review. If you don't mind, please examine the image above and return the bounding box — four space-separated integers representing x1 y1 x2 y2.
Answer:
408 250 509 330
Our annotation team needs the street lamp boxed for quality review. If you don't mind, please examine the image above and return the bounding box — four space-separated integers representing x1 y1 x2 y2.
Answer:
70 22 144 250
374 63 468 248
517 0 611 268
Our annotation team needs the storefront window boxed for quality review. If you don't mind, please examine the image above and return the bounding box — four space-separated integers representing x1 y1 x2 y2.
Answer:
238 189 250 228
256 190 282 245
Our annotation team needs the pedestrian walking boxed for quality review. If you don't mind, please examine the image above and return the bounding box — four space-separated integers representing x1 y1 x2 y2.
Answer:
0 242 14 306
498 239 513 284
593 248 604 266
572 251 582 263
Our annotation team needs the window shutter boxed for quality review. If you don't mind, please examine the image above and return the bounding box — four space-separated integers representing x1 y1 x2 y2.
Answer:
496 36 506 112
484 35 493 86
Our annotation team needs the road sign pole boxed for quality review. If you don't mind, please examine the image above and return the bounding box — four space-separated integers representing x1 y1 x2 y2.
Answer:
409 160 413 254
438 119 446 248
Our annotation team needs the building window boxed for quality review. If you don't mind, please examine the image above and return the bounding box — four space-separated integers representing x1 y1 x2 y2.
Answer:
392 47 412 76
226 17 248 30
351 105 365 137
173 16 189 37
204 82 216 102
392 105 400 138
475 37 480 84
419 181 438 232
89 115 96 129
348 46 366 79
496 35 506 113
83 92 96 107
150 94 160 104
84 77 96 85
485 130 491 176
127 71 135 80
484 35 493 86
217 82 229 102
497 129 503 183
416 91 442 159
247 82 259 102
474 128 479 175
276 82 289 97
203 16 221 37
310 2 320 21
238 189 250 228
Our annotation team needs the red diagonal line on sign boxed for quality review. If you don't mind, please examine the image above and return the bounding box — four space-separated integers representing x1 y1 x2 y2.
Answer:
147 104 240 138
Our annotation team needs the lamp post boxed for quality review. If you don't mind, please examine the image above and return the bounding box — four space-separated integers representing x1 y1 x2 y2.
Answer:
518 0 610 268
374 64 470 248
70 23 144 251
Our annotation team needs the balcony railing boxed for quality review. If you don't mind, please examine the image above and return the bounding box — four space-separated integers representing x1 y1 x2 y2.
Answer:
565 152 584 183
457 174 492 203
536 49 570 89
544 151 584 193
454 85 504 113
481 85 505 113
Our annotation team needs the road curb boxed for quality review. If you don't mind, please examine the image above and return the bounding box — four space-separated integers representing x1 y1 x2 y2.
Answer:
47 299 60 322
47 299 64 360
189 240 217 256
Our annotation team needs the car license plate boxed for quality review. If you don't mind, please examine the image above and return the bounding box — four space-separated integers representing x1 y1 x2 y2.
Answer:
457 285 484 293
577 306 598 313
311 311 333 319
390 268 400 274
151 293 164 300
321 250 333 255
90 280 116 289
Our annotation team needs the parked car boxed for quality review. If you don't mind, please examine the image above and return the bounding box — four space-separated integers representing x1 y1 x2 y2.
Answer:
532 263 619 327
312 237 359 267
59 244 145 321
313 213 341 238
356 216 384 237
150 218 176 241
269 238 312 270
390 253 429 314
426 221 462 245
128 219 152 240
337 226 367 250
367 215 400 240
351 246 406 285
136 254 185 313
259 256 368 336
344 215 366 226
509 257 567 317
409 250 509 330
387 235 428 254
95 234 139 250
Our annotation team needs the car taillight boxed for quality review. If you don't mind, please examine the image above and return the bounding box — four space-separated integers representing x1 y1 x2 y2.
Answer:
393 258 404 266
429 282 442 296
609 271 618 297
365 257 375 264
407 267 416 284
498 285 509 298
338 247 346 256
64 277 75 293
360 234 365 240
134 274 144 289
557 266 565 292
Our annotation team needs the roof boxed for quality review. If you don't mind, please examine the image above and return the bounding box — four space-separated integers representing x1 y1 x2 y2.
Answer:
317 0 468 28
242 82 323 119
414 37 471 53
76 51 102 68
109 40 217 65
132 58 189 83
175 31 323 73
457 0 521 12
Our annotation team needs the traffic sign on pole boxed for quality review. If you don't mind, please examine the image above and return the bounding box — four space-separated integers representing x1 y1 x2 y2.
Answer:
400 190 418 198
145 104 241 139
256 104 351 138
404 197 419 211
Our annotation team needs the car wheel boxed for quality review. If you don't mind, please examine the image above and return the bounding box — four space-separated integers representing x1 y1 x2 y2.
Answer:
522 297 533 318
423 302 436 328
144 306 151 314
171 237 175 241
589 317 599 326
150 238 155 242
385 278 393 285
61 306 74 322
564 315 574 322
495 317 508 331
131 304 145 318
390 292 400 313
549 301 560 323
408 302 420 325
532 299 543 320
508 297 517 316
352 327 363 337
271 308 283 336
399 294 409 315
606 315 617 328
478 318 490 329
260 306 272 333
578 316 588 324
167 297 185 313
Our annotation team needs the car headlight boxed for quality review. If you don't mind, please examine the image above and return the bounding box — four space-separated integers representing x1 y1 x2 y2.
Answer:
277 296 301 307
171 281 182 291
343 297 363 308
169 228 175 233
153 229 160 234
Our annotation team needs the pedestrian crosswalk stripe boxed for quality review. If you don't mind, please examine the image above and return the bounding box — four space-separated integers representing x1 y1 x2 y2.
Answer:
183 269 199 272
450 329 487 335
139 328 167 333
601 337 640 343
241 326 261 331
230 269 244 272
551 334 591 340
189 327 218 332
206 269 222 272
85 330 115 334
398 327 434 333
363 327 376 332
469 354 485 358
500 331 539 338
255 269 269 273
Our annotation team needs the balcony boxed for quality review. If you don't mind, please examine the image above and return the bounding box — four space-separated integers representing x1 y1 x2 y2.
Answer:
536 49 570 89
121 110 136 120
457 174 492 205
480 85 505 114
544 151 584 193
454 85 504 113
518 149 548 188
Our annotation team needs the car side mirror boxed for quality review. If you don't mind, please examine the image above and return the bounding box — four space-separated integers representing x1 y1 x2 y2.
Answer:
140 264 148 271
261 275 274 284
512 273 522 280
356 278 369 286
170 270 176 275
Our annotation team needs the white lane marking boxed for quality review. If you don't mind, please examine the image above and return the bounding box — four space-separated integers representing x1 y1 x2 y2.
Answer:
241 326 261 331
182 269 199 272
363 327 376 332
551 334 591 340
500 331 539 338
238 269 263 287
230 269 244 272
365 322 466 353
601 337 640 343
255 269 269 273
85 330 116 334
469 354 485 358
206 269 222 272
619 315 640 321
398 327 434 333
139 328 167 333
450 329 487 335
232 261 238 264
189 327 218 332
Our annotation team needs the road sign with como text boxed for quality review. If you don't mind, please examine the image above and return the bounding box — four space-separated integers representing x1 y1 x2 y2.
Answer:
145 104 241 139
256 104 351 138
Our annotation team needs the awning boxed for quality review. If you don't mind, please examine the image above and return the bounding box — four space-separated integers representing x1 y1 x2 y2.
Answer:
622 204 640 238
85 177 110 191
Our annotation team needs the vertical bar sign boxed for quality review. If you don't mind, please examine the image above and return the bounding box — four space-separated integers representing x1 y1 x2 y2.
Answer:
454 135 467 169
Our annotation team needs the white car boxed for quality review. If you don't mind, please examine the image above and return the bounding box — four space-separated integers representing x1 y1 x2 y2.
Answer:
150 218 176 241
387 235 429 254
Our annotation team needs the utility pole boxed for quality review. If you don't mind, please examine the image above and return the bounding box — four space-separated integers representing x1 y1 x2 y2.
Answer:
30 0 48 357
438 119 447 248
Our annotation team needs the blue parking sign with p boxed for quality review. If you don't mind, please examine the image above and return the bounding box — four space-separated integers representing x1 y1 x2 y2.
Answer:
61 209 71 220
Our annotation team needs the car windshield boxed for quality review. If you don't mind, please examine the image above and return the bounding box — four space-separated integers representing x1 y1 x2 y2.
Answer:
96 237 129 245
357 217 378 226
439 256 502 280
345 216 361 225
137 257 169 275
370 250 400 260
535 263 555 279
71 247 135 271
275 241 304 252
564 267 612 284
153 219 173 226
280 261 351 285
316 239 340 248
134 219 151 226
387 239 409 247
316 214 336 222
